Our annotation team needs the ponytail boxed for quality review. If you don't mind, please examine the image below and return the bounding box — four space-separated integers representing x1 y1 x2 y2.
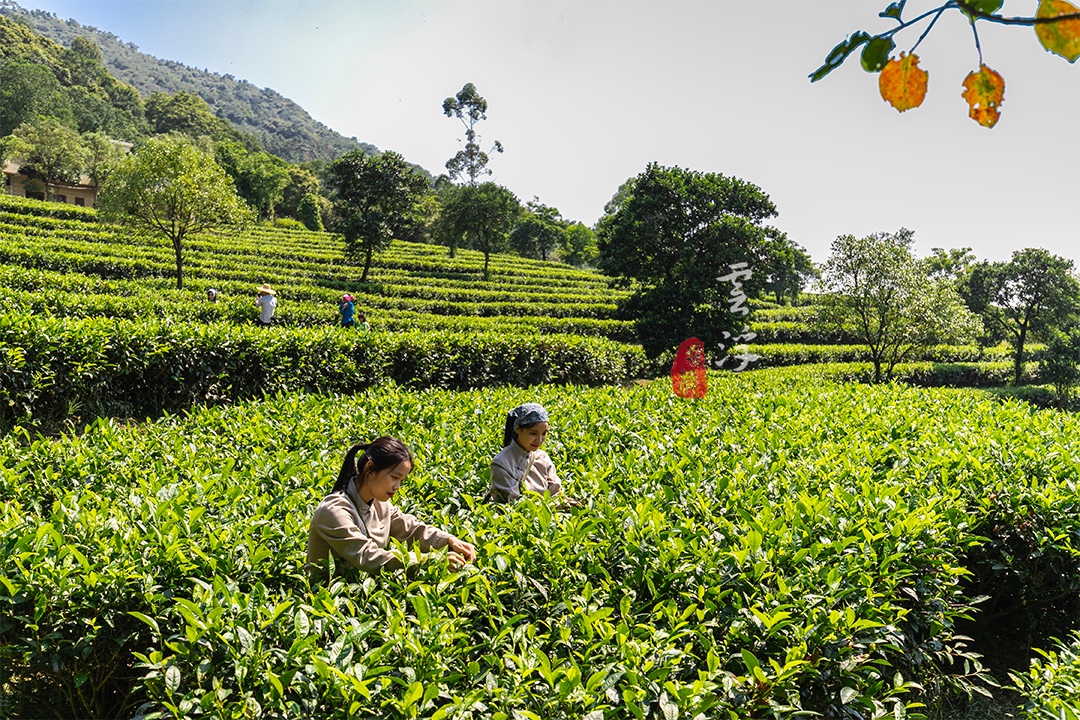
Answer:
330 437 413 495
502 413 517 448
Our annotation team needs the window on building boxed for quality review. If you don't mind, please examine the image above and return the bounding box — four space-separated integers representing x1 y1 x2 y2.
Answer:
26 191 45 201
75 197 85 207
57 194 67 203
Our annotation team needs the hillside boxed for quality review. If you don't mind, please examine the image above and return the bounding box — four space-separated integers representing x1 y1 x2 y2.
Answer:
0 0 375 162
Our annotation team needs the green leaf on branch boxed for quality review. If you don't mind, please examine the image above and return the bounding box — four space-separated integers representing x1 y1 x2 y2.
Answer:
879 1 906 21
861 37 896 72
810 31 872 82
1035 0 1080 62
960 0 1005 20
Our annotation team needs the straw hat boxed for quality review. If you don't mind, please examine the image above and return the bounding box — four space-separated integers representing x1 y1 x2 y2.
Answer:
256 284 276 296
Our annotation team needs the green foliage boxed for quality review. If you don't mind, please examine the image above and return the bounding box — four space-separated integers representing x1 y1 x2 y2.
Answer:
217 142 291 220
596 162 780 359
961 248 1080 385
3 371 1079 716
436 182 522 281
3 115 89 199
0 57 74 135
1036 325 1080 402
328 150 432 283
145 90 239 143
296 193 324 231
0 17 148 141
760 235 817 305
820 229 981 383
0 313 645 434
0 4 366 161
510 200 564 262
1011 632 1080 719
442 82 503 184
96 134 253 289
559 222 599 268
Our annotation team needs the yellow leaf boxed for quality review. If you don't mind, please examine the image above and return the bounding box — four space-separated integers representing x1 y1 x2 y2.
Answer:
1035 0 1080 62
961 64 1006 128
879 52 928 112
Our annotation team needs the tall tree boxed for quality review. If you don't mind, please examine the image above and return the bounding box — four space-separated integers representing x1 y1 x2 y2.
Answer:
510 199 564 261
961 248 1080 385
327 149 430 282
442 82 503 184
97 134 252 289
820 229 981 383
596 162 779 359
438 182 521 280
761 234 817 305
3 116 88 200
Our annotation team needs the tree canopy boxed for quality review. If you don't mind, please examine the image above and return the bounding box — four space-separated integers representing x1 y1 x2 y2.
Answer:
97 134 252 289
2 116 88 200
327 149 431 283
596 163 782 359
510 199 563 261
437 182 521 280
960 247 1080 384
442 82 503 184
820 229 981 383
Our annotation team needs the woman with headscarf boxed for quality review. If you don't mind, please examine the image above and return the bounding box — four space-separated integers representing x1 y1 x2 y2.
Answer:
486 402 563 503
307 436 475 576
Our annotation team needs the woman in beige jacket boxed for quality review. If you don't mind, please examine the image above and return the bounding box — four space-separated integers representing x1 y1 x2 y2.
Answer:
306 436 475 575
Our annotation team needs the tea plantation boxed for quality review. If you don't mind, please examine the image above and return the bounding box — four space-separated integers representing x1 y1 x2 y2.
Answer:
2 197 1079 718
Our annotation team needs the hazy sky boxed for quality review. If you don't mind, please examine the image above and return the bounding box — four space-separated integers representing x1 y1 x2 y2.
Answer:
18 0 1080 266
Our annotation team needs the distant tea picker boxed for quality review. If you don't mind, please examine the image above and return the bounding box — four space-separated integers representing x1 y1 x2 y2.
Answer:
255 284 277 326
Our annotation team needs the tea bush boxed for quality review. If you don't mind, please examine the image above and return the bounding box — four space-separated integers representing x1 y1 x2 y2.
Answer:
0 312 647 434
1012 631 1080 718
3 370 1078 718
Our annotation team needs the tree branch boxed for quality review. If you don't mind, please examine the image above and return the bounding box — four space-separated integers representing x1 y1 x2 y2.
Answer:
955 0 1080 25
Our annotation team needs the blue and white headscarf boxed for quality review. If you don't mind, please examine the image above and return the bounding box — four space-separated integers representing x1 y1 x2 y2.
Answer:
511 402 548 430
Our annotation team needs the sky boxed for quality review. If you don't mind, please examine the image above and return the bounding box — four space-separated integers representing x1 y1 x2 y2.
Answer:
17 0 1080 267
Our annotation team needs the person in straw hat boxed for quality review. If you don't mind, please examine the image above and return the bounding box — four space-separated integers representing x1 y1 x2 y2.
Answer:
255 284 277 326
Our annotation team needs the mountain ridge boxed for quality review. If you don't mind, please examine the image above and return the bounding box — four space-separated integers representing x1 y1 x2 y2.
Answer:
0 0 378 163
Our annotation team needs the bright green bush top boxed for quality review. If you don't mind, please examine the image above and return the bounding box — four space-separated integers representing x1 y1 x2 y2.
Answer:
2 369 1078 718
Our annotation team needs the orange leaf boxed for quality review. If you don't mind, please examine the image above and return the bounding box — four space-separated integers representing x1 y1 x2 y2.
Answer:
879 52 929 112
961 64 1006 128
1035 0 1080 62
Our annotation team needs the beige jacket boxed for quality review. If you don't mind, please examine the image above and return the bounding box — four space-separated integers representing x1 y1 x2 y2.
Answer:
306 481 451 574
488 441 562 502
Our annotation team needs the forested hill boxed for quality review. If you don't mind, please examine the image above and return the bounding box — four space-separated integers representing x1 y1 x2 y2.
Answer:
0 0 375 162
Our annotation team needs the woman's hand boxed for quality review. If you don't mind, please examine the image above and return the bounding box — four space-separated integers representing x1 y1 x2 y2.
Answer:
446 535 476 565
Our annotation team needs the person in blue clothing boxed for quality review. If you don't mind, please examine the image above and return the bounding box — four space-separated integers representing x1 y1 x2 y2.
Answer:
339 293 355 328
